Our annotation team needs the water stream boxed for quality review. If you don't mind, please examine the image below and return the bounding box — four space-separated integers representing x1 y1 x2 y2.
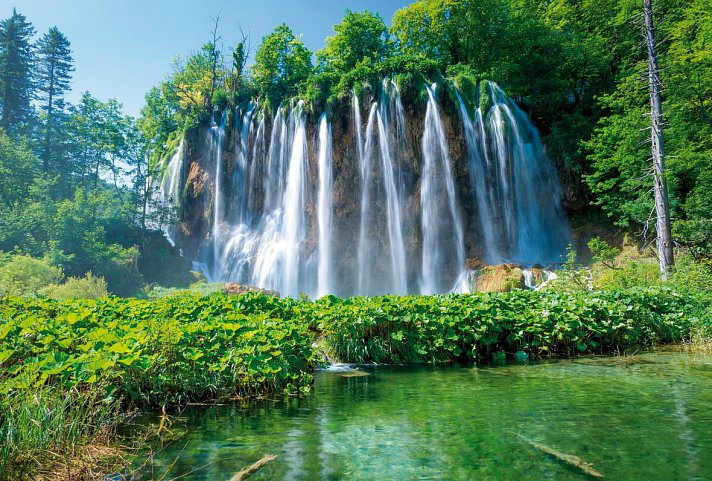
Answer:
135 352 712 481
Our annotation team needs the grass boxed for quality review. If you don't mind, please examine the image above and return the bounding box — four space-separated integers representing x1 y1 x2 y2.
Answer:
0 385 125 481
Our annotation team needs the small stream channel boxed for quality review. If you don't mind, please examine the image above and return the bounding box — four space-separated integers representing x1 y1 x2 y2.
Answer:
132 351 711 480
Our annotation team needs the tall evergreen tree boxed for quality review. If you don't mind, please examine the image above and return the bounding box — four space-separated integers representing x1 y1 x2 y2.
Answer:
0 8 35 135
35 26 74 171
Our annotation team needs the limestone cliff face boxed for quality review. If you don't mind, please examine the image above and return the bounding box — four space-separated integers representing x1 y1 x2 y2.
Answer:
172 91 574 285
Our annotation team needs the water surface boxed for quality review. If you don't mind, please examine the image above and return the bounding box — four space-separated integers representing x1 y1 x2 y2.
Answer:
139 352 712 480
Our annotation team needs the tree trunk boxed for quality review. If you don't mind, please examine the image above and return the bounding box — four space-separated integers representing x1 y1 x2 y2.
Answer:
43 64 55 172
644 0 674 279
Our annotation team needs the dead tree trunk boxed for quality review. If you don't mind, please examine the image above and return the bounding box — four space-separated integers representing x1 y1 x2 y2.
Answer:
644 0 674 279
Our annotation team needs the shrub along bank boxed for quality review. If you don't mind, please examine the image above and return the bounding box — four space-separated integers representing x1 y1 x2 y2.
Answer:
0 287 705 404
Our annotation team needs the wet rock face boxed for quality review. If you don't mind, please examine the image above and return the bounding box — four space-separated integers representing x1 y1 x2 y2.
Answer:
175 129 213 258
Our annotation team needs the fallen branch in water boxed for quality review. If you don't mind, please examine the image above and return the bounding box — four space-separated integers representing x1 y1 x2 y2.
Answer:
515 433 604 478
229 454 278 481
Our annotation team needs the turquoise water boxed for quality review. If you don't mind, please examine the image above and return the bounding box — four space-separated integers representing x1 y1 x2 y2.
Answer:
138 352 712 480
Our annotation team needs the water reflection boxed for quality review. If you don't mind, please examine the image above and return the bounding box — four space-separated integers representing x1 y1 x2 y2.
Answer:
136 353 712 480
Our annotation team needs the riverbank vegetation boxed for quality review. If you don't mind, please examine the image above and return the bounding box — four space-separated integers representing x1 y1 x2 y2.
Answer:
1 275 709 478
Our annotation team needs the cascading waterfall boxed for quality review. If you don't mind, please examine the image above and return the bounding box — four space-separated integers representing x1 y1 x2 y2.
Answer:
356 102 377 295
280 101 310 297
210 111 227 273
151 139 185 245
187 79 569 297
420 83 467 294
233 103 257 225
456 81 570 265
354 82 408 295
316 113 333 297
376 104 407 295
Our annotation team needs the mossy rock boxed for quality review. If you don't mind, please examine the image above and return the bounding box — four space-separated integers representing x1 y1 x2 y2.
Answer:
474 264 525 292
479 80 493 113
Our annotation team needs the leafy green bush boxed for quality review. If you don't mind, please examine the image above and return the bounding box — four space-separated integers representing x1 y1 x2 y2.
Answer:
310 289 697 363
40 272 108 300
0 295 316 406
0 253 63 296
0 288 701 410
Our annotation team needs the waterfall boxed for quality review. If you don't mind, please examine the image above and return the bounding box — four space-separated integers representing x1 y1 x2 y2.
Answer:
210 111 227 277
247 112 266 217
376 103 407 295
232 103 257 225
457 81 570 265
152 139 184 245
280 101 310 297
420 83 466 294
316 113 333 298
177 79 569 297
357 102 377 295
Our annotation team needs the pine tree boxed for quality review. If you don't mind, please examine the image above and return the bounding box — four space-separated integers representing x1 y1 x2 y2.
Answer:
35 26 74 171
0 8 35 135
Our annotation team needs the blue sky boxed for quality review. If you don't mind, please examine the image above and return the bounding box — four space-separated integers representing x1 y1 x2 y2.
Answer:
6 0 409 116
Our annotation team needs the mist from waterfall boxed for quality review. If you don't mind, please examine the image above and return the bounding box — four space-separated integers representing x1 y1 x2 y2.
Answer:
179 79 569 297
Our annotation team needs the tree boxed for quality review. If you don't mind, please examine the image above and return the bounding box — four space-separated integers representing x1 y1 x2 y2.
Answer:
35 26 74 171
316 10 392 73
252 24 312 109
0 130 39 208
644 0 674 278
0 8 35 134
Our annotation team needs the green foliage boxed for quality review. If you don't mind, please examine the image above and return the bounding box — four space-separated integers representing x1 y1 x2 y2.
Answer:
0 288 702 407
582 0 712 253
252 24 313 110
316 10 393 73
583 73 650 227
41 272 108 300
0 130 38 207
34 26 74 171
319 289 699 363
0 8 35 134
478 79 493 113
51 189 144 296
0 294 317 406
587 237 621 268
145 281 222 299
594 260 661 291
0 253 63 296
0 384 120 479
546 245 591 292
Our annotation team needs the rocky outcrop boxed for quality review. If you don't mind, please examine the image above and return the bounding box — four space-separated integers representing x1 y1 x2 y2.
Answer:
473 264 525 292
223 282 280 297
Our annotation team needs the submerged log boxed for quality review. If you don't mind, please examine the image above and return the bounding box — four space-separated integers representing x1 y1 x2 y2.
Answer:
340 370 370 378
515 433 604 478
229 454 277 481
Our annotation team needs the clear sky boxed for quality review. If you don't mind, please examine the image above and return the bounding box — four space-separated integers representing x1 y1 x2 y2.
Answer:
5 0 409 117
